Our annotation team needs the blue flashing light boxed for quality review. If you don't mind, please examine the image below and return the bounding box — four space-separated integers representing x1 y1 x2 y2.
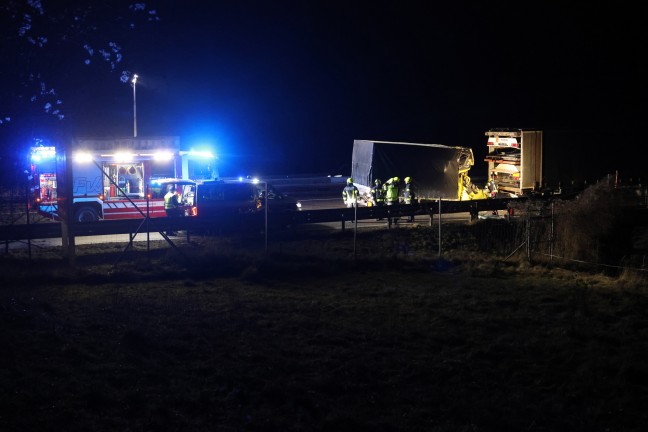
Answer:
180 149 217 159
193 150 216 159
30 146 56 162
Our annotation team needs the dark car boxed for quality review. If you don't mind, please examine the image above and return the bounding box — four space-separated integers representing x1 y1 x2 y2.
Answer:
195 179 301 219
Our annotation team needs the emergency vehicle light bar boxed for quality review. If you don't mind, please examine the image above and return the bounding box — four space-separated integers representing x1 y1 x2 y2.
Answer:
73 152 93 163
113 152 135 162
30 146 56 162
179 150 216 159
151 151 174 161
94 150 176 160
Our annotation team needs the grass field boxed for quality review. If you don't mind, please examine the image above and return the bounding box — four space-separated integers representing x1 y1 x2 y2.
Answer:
1 224 647 431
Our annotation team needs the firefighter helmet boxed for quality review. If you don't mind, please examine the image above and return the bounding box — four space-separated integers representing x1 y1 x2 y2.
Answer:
393 177 399 182
374 179 382 185
405 177 411 184
347 177 353 184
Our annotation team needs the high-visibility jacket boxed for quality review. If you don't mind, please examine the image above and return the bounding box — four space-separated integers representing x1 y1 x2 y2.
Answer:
404 183 416 204
384 178 400 204
371 185 384 205
342 184 358 204
164 191 180 210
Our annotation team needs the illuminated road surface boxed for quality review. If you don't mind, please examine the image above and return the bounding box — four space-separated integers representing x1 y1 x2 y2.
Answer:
5 232 180 250
4 186 474 250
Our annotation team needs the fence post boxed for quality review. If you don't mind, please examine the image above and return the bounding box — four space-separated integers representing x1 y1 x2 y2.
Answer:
526 206 531 263
25 184 32 260
550 201 554 263
438 198 441 257
353 202 357 260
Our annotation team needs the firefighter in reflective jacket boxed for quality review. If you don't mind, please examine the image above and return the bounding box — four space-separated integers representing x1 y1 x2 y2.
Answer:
383 177 400 205
342 177 359 208
371 178 385 220
403 176 416 222
164 185 183 236
371 179 385 206
383 177 400 226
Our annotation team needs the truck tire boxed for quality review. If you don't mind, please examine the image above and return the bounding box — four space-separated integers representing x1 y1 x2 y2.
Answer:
74 206 100 222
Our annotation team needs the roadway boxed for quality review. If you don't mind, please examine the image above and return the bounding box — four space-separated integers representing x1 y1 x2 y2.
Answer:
1 180 514 250
1 208 475 251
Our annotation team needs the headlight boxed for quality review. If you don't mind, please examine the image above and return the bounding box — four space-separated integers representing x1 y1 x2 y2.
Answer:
296 201 302 210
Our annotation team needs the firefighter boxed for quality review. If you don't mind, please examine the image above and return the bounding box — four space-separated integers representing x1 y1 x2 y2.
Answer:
383 177 400 226
403 176 416 222
371 178 385 220
371 179 385 206
384 177 400 205
342 177 359 208
164 185 183 236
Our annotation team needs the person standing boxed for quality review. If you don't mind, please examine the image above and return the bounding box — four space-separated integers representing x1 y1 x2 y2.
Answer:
164 185 183 236
487 173 499 215
371 178 385 220
487 172 498 197
403 176 416 222
383 177 401 226
342 177 359 208
371 179 385 206
384 177 400 206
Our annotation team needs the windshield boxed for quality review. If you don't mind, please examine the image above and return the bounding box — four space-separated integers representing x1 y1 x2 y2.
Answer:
256 184 283 199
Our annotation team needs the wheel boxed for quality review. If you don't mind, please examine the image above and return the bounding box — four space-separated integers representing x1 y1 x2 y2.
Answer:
74 206 100 222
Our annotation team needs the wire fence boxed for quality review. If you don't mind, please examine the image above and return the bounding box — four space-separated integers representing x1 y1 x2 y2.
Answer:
465 194 648 275
2 181 647 278
0 184 30 226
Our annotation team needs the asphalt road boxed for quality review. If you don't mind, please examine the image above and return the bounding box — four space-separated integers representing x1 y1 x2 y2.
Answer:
2 181 479 250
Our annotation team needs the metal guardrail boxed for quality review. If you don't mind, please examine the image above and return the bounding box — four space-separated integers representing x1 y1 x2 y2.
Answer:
0 198 522 242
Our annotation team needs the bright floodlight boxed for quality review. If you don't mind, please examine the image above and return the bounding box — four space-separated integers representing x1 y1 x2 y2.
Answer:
180 150 216 159
153 151 174 161
114 152 134 162
189 150 215 159
73 152 93 163
132 74 138 84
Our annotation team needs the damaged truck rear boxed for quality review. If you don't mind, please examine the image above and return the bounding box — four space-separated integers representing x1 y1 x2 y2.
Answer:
350 139 489 203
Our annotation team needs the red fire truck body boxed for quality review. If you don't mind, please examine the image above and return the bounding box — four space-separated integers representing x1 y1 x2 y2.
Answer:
30 136 215 222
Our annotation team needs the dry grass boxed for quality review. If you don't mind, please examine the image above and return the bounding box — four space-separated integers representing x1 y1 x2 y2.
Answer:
523 182 644 265
1 223 647 432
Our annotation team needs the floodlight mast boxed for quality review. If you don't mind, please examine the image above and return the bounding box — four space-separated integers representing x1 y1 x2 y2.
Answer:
132 74 139 137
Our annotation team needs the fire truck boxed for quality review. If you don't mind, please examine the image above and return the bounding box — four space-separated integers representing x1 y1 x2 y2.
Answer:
29 136 216 222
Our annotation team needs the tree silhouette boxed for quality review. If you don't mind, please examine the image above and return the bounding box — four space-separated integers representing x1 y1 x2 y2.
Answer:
0 0 160 130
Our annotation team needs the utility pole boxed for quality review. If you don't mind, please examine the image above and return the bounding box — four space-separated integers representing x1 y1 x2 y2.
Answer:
132 74 138 137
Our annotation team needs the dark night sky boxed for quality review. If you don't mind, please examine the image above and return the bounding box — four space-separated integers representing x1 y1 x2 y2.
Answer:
3 1 646 182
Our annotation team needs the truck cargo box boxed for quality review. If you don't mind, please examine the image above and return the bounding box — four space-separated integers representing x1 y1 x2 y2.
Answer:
485 129 542 196
351 140 476 200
